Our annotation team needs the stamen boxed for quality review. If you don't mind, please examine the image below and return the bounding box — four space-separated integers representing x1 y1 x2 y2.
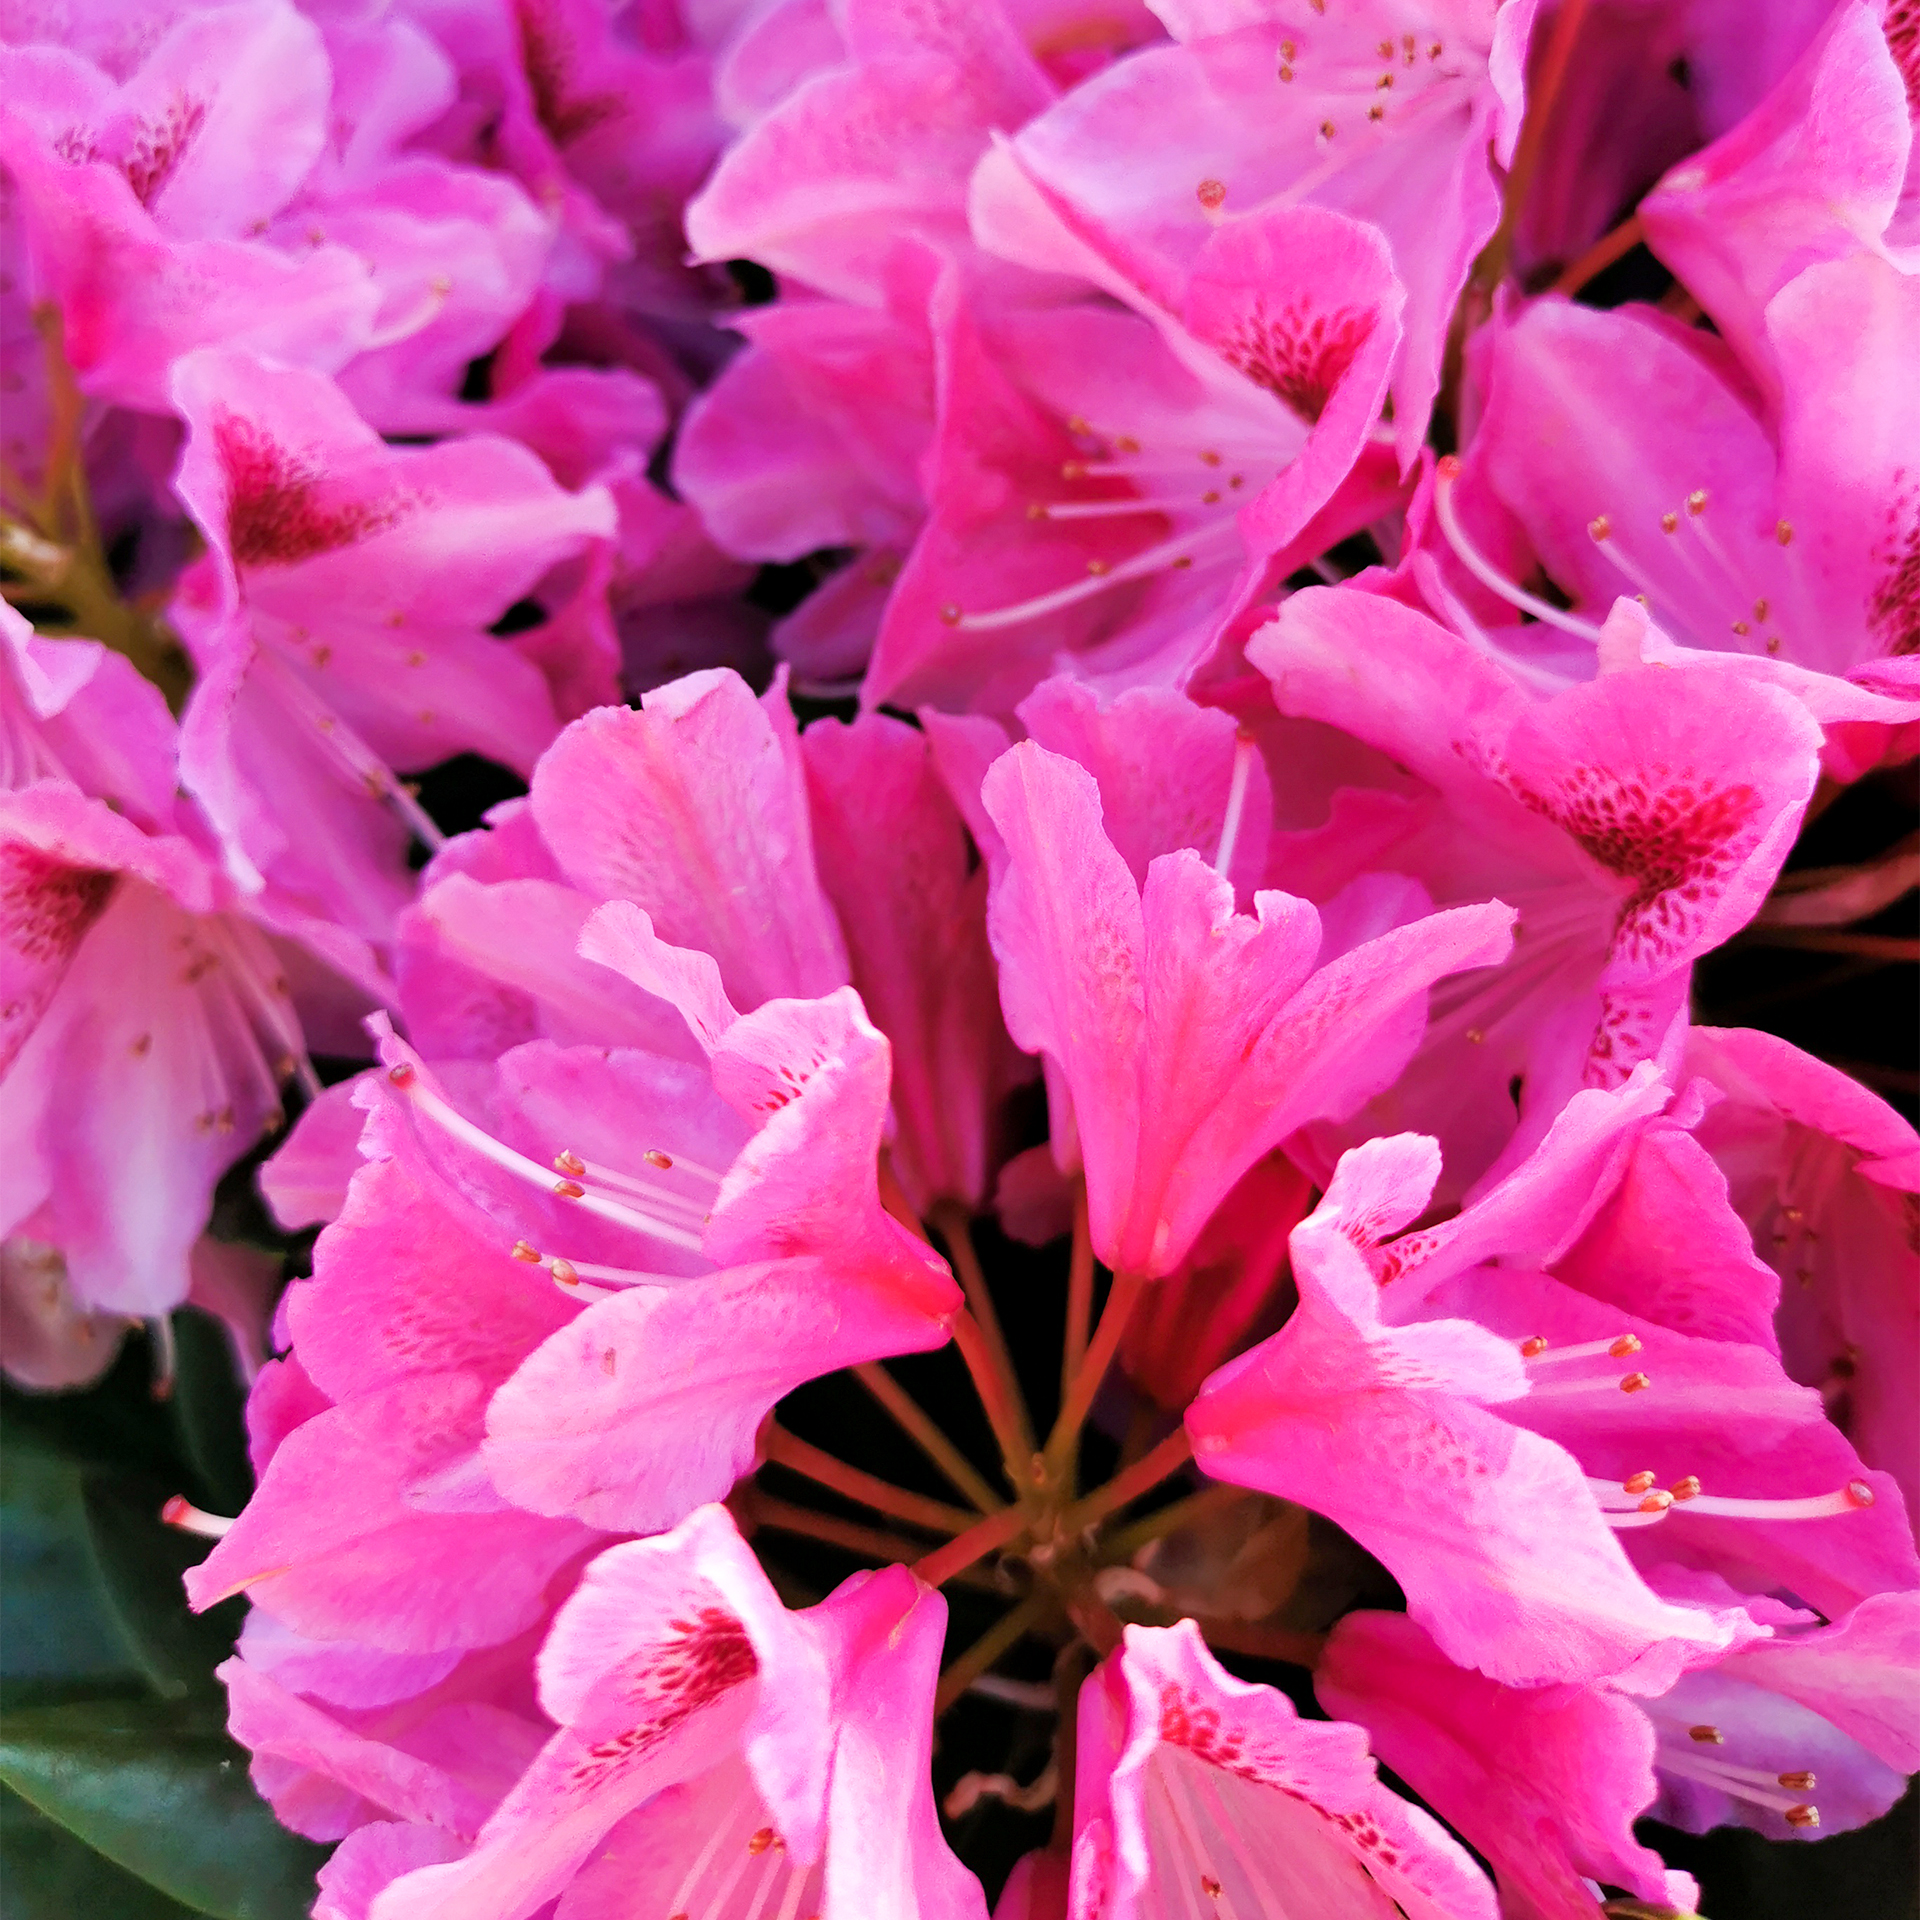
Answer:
1433 458 1604 640
162 1495 235 1539
1659 1747 1820 1826
952 522 1239 632
1522 1334 1642 1365
1593 1476 1875 1523
1689 1725 1724 1744
1524 1370 1652 1399
262 650 446 853
1212 731 1255 878
1669 1483 1873 1520
387 1073 707 1253
1031 496 1208 521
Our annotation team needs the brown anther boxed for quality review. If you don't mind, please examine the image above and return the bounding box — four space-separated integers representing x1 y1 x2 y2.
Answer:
1061 461 1085 479
387 1062 416 1087
1669 1476 1702 1502
1609 1335 1642 1357
1623 1470 1658 1494
1280 38 1295 58
1620 1372 1651 1393
1520 1335 1549 1358
1785 1806 1819 1829
747 1827 781 1855
1429 40 1443 56
1201 489 1221 504
600 1349 616 1376
130 1033 152 1057
1279 60 1295 80
1776 519 1794 546
1465 1026 1485 1043
1229 474 1244 488
644 1149 674 1170
1779 1771 1817 1792
1766 637 1782 654
1067 414 1091 435
553 1179 586 1199
1171 555 1194 569
1686 489 1708 515
550 1259 579 1287
1661 511 1679 533
1197 178 1227 210
511 1240 542 1263
1688 1724 1724 1744
1201 1876 1222 1899
1589 514 1611 540
1115 435 1141 453
1368 102 1384 119
554 1149 586 1176
1319 118 1337 137
1731 621 1750 635
1845 1480 1875 1508
1026 502 1049 520
1753 597 1769 621
1638 1489 1673 1513
1086 559 1110 576
1376 70 1393 87
1377 37 1393 54
1200 449 1222 466
1308 0 1323 13
939 604 962 625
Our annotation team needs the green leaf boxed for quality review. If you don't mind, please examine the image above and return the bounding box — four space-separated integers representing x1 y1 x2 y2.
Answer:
0 1698 328 1920
166 1307 259 1519
0 1785 202 1920
80 1473 242 1701
0 1441 146 1690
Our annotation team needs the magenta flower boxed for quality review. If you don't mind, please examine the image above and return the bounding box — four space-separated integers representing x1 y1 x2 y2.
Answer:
1250 584 1826 1187
363 1505 983 1920
165 347 615 949
1187 1103 1917 1688
1687 1024 1920 1513
985 0 1539 465
866 199 1406 711
1057 1619 1498 1919
5 1 1913 1913
979 719 1515 1277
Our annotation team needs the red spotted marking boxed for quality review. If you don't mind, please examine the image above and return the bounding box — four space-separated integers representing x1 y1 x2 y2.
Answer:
1219 303 1376 423
216 414 406 568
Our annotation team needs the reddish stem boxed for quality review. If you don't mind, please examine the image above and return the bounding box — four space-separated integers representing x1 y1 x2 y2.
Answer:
913 1504 1031 1589
762 1423 977 1535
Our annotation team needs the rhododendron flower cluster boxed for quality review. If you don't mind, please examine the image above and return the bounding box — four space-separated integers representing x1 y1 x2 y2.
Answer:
1 0 1915 1916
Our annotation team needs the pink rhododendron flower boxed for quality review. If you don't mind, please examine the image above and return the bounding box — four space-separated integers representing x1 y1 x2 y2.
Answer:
365 1505 984 1920
1057 1619 1499 1919
985 0 1540 465
979 723 1514 1277
166 347 615 948
1187 1099 1918 1688
1250 585 1826 1187
2 0 1913 1912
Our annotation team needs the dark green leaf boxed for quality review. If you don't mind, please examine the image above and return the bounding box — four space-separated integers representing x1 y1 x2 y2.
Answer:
0 1441 146 1691
166 1309 259 1519
80 1473 242 1702
0 1785 202 1919
0 1698 327 1920
1 1330 184 1481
